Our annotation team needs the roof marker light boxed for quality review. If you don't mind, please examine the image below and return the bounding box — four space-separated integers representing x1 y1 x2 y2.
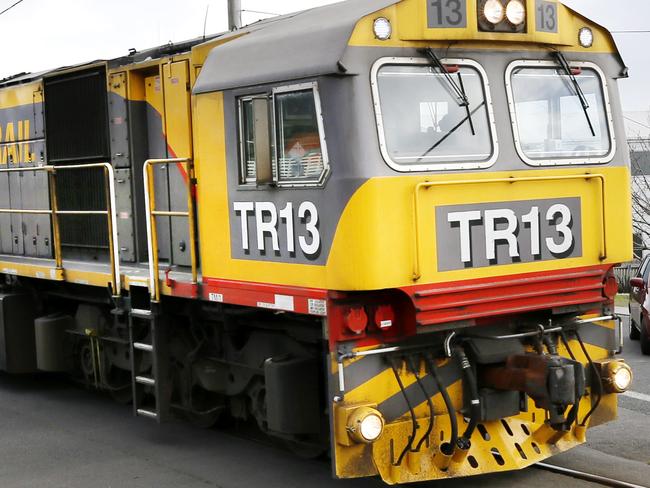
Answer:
579 27 594 48
373 17 392 41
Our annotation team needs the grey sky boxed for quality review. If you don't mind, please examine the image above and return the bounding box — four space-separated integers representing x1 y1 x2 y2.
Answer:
0 0 647 113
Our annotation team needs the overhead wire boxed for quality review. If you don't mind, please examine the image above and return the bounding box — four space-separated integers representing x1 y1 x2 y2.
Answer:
0 0 24 17
624 116 650 131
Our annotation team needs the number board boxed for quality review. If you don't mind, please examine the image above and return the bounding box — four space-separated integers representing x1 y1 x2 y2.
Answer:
536 0 558 33
427 0 467 29
435 198 582 272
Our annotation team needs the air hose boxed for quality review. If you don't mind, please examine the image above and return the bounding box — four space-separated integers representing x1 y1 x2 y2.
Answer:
455 346 480 450
425 354 458 455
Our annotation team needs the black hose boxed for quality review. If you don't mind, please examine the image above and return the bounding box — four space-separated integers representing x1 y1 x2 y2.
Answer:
559 331 577 361
455 346 480 449
390 358 417 466
425 354 458 455
406 356 434 452
559 331 579 427
575 331 603 426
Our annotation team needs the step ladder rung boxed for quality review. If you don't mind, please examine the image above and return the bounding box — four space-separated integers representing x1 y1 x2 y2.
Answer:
136 408 158 419
136 375 156 386
133 342 154 352
131 308 154 319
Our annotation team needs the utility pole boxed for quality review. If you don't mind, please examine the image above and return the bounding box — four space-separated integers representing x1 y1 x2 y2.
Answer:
228 0 242 30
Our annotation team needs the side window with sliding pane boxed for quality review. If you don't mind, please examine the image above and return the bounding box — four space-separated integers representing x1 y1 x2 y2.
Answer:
239 98 257 183
274 88 326 184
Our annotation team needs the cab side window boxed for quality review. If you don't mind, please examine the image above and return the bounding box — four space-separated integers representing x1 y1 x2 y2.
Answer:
239 98 257 183
237 82 329 186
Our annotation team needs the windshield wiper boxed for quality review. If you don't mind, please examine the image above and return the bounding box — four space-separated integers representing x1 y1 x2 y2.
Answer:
552 51 596 137
421 48 475 136
417 101 486 162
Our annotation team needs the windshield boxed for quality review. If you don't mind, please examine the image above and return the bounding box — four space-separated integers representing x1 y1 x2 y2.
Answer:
375 63 494 168
510 66 612 162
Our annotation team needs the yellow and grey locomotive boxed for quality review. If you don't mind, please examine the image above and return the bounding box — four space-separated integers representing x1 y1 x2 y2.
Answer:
0 0 633 483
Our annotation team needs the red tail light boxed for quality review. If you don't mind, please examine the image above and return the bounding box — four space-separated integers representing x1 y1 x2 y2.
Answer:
344 306 369 335
374 305 395 330
603 273 618 300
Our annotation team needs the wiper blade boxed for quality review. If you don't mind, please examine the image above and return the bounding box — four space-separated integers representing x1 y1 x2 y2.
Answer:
553 51 596 137
417 101 486 162
421 48 475 136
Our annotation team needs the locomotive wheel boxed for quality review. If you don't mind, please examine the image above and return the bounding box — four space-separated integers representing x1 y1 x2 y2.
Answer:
185 409 222 429
184 385 224 429
107 367 134 405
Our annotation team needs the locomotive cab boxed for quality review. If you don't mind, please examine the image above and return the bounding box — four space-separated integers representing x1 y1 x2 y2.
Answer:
191 0 633 482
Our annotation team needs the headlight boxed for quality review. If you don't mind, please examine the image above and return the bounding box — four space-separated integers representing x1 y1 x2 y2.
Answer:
373 17 392 41
612 364 633 392
579 27 594 48
506 0 526 26
347 407 385 443
483 0 505 24
603 361 633 393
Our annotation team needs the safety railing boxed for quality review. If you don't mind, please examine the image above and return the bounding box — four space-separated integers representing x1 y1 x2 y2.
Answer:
143 158 198 302
412 174 607 281
0 163 121 295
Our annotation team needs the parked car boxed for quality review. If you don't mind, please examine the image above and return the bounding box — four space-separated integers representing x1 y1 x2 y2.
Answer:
629 255 650 354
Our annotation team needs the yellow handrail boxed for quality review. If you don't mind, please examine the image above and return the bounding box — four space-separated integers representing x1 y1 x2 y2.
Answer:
412 173 607 281
143 158 198 302
0 163 120 294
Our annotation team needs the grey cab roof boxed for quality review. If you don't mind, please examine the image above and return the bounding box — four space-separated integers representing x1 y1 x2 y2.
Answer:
193 0 397 94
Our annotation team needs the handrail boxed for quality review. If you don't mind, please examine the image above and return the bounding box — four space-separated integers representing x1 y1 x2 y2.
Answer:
412 173 607 281
143 158 198 302
0 163 121 295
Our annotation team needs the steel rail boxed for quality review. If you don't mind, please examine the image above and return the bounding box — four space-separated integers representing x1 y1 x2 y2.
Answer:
411 173 607 281
535 462 646 488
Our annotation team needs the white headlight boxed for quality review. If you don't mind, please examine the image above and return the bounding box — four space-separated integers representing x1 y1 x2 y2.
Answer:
483 0 505 24
579 27 594 48
506 0 526 26
613 366 632 392
359 414 384 442
346 407 385 443
373 17 392 41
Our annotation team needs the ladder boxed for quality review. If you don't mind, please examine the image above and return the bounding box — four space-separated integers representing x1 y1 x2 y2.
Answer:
128 291 170 422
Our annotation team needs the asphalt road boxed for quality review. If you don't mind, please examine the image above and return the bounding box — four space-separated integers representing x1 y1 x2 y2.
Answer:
0 314 647 487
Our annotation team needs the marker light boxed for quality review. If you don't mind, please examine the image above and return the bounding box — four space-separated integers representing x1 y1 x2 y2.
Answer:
579 27 594 48
505 0 526 26
347 407 385 443
344 306 368 335
373 17 392 40
374 305 395 330
483 0 505 24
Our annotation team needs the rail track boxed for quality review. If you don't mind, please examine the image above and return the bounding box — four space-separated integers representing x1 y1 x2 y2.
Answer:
535 462 647 488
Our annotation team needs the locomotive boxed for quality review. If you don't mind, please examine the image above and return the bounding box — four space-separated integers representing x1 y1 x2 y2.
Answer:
0 0 633 483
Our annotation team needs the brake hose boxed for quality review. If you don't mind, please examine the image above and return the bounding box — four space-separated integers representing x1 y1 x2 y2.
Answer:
406 355 435 452
455 346 480 450
575 330 603 427
425 354 458 455
390 358 417 466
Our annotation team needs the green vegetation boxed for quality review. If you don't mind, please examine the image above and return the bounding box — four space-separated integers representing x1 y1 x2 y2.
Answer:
615 294 630 307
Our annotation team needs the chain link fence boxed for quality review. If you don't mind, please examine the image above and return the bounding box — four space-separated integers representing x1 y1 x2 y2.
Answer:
615 263 640 294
